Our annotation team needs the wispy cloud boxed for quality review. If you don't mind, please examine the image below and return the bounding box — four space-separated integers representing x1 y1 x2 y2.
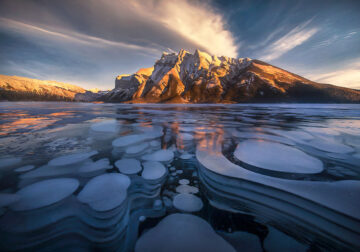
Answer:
129 0 239 57
0 17 161 55
306 59 360 89
260 20 318 61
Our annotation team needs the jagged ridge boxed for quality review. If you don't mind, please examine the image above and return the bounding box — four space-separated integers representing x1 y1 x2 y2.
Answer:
106 49 360 103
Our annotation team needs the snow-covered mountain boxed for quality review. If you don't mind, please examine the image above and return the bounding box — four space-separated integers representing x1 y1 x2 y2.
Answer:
0 75 107 102
104 49 360 103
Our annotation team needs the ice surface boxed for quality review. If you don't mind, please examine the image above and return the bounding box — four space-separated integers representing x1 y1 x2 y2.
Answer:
11 178 79 211
234 140 323 173
0 157 22 169
77 173 130 211
149 140 161 148
305 139 354 153
180 153 193 159
48 150 98 167
141 149 174 163
176 185 199 194
179 133 194 141
219 231 262 252
90 119 120 133
0 193 20 207
141 161 166 180
115 158 142 175
15 165 35 173
173 193 203 212
135 213 235 252
264 227 307 252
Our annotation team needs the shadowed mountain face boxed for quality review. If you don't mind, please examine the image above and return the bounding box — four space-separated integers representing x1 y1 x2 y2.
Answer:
105 49 360 103
0 75 86 101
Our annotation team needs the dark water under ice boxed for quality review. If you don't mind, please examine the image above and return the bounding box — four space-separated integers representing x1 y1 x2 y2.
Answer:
0 102 359 252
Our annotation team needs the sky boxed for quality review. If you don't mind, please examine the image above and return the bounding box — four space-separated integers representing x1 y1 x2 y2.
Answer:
0 0 359 90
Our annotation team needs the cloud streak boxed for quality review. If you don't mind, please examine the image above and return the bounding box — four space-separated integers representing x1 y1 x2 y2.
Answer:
260 20 318 61
308 60 360 89
128 0 239 57
0 18 161 55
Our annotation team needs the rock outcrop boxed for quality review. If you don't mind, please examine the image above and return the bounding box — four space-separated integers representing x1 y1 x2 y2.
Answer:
106 49 360 103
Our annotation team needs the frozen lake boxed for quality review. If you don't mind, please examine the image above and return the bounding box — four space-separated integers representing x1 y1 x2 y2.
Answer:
0 102 359 251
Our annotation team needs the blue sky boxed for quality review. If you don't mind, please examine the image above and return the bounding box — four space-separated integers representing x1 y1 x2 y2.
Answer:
0 0 359 90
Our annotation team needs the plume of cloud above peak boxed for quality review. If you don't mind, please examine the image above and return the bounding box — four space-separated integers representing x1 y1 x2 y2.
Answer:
0 0 360 90
259 20 318 61
128 0 239 57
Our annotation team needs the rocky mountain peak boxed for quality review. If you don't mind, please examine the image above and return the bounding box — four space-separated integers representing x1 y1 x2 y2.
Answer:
104 49 360 103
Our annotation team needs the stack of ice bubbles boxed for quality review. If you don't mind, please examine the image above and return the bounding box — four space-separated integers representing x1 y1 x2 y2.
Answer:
112 125 163 159
0 147 169 250
196 132 360 251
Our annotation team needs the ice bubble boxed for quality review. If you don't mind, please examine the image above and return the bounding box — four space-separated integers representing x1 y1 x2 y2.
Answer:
15 165 35 173
141 161 166 180
139 216 146 222
150 140 161 148
264 227 308 252
176 185 199 194
179 179 189 185
176 170 183 174
48 150 98 167
0 193 20 207
153 199 163 209
169 166 176 172
11 178 79 211
0 157 22 169
173 193 203 212
90 119 120 133
125 142 149 155
141 149 174 163
135 213 235 252
234 140 323 174
162 196 172 208
180 153 193 159
78 158 112 173
115 158 142 175
112 134 147 148
77 173 130 211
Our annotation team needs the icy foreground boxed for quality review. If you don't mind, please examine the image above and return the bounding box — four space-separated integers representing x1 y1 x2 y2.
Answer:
0 102 359 251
